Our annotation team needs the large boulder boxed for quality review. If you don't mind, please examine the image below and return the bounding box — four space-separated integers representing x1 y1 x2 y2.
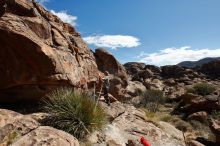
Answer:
124 62 161 81
11 126 80 146
124 62 146 75
176 94 220 115
126 81 146 97
187 111 208 123
89 102 185 146
0 109 79 146
209 119 220 144
0 0 100 102
95 48 128 100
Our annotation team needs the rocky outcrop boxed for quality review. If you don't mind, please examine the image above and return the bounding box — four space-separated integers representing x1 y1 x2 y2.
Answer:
176 94 220 115
11 126 79 146
209 119 220 144
95 48 128 100
88 102 185 146
126 81 146 97
124 62 146 76
161 65 201 79
124 62 161 81
0 109 79 146
0 0 100 102
199 60 220 79
187 111 208 123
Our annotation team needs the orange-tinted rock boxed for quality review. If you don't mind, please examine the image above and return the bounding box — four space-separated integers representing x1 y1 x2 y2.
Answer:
0 0 100 102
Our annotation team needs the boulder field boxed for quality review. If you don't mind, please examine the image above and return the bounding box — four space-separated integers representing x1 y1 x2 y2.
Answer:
0 0 220 146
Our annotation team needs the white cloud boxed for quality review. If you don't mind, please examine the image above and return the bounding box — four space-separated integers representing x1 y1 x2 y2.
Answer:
36 0 49 5
138 46 220 66
51 10 77 26
83 35 141 49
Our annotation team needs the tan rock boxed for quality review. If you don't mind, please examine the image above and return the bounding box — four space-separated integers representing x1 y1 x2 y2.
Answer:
209 119 220 144
144 78 165 90
126 81 146 97
95 102 185 146
158 121 184 141
11 126 80 146
0 116 39 145
187 111 208 123
0 109 22 128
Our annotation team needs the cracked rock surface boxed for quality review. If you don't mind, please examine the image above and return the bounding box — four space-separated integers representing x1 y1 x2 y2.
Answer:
0 109 79 146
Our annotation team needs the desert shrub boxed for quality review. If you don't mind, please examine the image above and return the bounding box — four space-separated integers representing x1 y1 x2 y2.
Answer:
42 88 106 139
211 110 220 121
142 89 165 112
186 87 196 94
193 83 216 96
190 120 214 140
160 114 174 122
170 117 192 132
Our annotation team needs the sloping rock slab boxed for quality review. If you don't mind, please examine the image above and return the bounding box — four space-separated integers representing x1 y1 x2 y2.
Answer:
11 126 79 146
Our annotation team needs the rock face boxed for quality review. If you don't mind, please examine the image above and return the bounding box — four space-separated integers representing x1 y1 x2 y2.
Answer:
176 93 220 115
95 48 128 100
124 62 161 81
187 111 208 123
0 109 79 146
199 60 220 79
11 126 80 146
89 102 185 146
161 65 200 79
209 119 220 144
0 0 100 102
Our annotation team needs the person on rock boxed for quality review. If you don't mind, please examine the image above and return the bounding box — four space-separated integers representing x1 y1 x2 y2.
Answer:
102 71 110 106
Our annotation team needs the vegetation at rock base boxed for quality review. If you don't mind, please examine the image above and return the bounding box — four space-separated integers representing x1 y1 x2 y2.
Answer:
42 88 106 139
190 82 216 96
141 89 165 112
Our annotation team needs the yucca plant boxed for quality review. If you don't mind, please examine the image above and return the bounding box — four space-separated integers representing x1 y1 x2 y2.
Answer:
42 88 106 139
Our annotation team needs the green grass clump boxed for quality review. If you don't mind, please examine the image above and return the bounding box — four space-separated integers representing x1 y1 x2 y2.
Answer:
142 89 165 112
42 88 106 139
192 83 216 96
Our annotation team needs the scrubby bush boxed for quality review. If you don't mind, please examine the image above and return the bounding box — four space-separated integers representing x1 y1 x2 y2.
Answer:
186 87 196 94
170 117 192 132
42 88 106 139
212 110 220 121
192 83 216 96
141 89 165 112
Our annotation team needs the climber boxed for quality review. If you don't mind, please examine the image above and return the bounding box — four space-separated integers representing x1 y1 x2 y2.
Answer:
102 71 110 106
140 136 150 146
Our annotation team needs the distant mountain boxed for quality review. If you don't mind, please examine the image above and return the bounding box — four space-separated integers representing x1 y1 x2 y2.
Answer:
177 57 220 68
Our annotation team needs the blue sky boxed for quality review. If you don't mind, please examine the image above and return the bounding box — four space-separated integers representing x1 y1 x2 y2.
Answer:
40 0 220 66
